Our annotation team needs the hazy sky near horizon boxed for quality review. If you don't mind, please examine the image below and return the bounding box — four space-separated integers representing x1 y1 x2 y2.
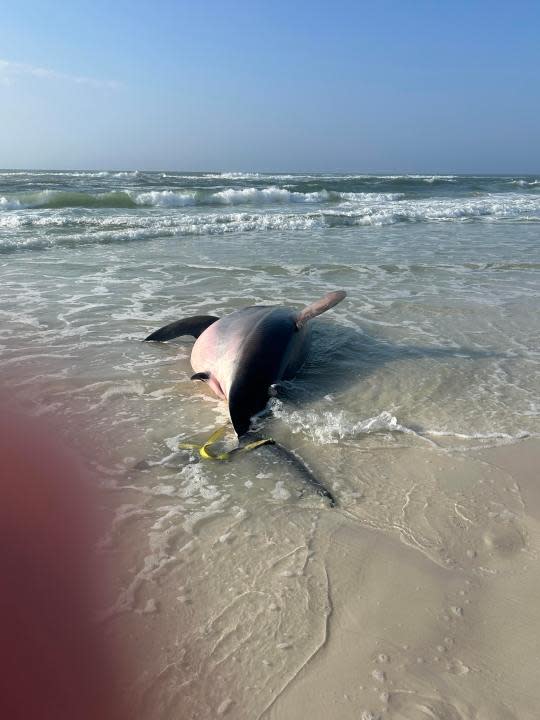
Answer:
1 1 539 173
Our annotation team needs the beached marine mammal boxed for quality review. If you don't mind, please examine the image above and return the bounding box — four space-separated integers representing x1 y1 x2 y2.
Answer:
145 290 346 436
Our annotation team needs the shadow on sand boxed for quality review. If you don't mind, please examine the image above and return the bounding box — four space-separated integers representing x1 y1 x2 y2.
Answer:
275 319 506 406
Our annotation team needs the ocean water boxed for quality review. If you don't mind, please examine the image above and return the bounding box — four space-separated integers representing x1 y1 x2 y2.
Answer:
2 170 540 717
2 170 539 444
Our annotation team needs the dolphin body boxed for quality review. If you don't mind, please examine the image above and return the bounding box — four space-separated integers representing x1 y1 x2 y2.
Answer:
145 290 346 436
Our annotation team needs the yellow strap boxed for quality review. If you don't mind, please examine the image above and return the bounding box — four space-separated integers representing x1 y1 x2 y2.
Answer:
179 426 274 461
199 425 229 460
203 426 229 445
199 444 230 461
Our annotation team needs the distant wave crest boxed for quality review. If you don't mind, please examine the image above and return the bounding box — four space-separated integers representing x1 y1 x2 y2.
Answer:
0 186 402 210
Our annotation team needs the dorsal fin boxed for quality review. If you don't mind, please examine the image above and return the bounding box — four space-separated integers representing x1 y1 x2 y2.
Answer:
296 290 346 329
144 315 219 342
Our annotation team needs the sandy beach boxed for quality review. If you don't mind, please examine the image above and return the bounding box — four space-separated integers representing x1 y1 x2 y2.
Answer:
1 170 539 719
98 437 540 720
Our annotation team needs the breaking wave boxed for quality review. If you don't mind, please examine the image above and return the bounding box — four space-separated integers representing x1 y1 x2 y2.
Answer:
2 172 540 253
0 190 138 210
2 186 540 218
2 191 540 252
0 187 402 210
323 193 540 225
509 179 540 187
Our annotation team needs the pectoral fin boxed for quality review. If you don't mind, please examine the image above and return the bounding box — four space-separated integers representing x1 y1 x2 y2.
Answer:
145 315 219 342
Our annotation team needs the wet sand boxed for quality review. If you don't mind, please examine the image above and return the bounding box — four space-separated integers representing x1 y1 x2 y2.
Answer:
101 438 540 720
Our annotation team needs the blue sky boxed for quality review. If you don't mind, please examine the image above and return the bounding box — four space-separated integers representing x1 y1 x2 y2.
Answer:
1 1 539 172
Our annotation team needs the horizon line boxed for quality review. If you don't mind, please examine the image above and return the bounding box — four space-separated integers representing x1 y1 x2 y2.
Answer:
1 166 539 177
